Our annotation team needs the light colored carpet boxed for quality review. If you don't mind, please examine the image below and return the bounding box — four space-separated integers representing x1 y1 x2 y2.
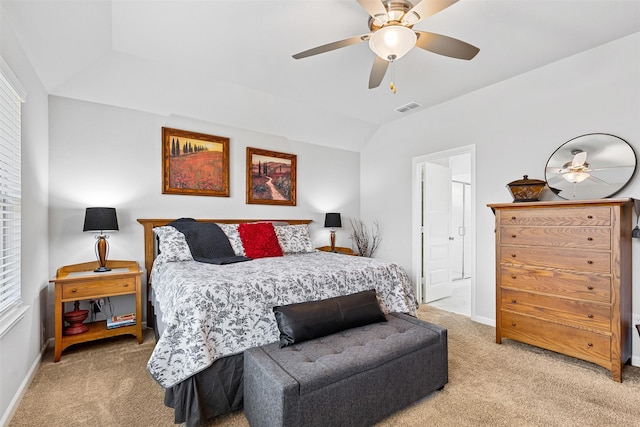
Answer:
9 306 640 426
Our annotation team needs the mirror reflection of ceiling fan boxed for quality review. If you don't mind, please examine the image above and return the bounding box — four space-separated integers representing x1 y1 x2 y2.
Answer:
292 0 480 90
558 150 592 184
549 149 611 188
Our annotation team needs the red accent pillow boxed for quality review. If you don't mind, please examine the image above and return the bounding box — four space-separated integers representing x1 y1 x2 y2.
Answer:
238 222 283 259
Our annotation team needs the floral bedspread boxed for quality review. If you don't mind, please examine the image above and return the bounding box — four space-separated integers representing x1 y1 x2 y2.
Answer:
147 251 418 388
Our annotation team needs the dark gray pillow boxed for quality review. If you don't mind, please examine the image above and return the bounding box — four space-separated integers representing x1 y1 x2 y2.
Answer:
273 289 387 348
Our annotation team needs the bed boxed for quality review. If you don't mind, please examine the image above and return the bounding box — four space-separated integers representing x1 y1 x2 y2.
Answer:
137 218 418 426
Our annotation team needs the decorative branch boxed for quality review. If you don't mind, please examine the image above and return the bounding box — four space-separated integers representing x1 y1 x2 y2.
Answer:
349 219 381 258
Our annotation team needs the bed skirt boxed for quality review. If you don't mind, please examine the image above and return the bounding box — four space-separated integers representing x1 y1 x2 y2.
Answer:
164 354 244 426
154 315 245 426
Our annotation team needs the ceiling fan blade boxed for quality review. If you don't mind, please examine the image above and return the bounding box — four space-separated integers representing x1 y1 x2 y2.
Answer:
403 0 459 25
292 34 370 59
586 174 610 185
369 55 389 89
356 0 389 24
414 31 479 60
572 151 587 167
547 175 564 186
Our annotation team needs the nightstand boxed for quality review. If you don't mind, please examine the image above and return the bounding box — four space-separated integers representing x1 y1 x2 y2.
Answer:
50 260 144 362
316 246 358 256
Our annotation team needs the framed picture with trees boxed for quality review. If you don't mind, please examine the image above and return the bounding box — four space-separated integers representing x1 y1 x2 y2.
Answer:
246 147 296 206
162 127 230 197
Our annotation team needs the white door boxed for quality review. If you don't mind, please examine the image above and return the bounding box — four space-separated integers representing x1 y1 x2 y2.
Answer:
422 162 453 303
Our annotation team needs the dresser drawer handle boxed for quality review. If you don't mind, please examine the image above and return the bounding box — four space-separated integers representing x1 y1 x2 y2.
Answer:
587 342 593 347
511 274 517 279
122 283 129 287
511 234 516 238
587 260 593 264
511 322 516 327
587 285 594 290
511 254 516 258
511 299 517 304
587 215 593 219
71 288 77 293
587 237 593 241
587 314 594 319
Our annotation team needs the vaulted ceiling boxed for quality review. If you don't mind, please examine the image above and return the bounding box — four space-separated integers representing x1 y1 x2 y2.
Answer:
4 0 640 151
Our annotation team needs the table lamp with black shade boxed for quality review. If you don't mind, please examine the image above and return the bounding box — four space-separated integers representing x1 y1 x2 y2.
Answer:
83 207 118 272
324 213 342 252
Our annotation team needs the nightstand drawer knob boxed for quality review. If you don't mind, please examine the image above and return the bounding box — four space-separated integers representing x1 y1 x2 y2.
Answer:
511 299 517 304
71 288 77 293
511 234 516 238
511 322 516 327
588 314 594 319
587 215 593 219
511 254 516 258
587 260 593 264
587 286 594 290
511 274 517 279
511 216 516 220
122 283 129 287
587 342 593 347
587 237 593 241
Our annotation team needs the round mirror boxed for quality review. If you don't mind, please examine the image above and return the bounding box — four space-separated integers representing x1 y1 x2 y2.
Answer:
544 133 636 200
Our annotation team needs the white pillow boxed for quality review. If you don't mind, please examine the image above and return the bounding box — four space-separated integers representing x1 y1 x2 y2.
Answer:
216 223 245 256
274 224 315 254
153 226 193 262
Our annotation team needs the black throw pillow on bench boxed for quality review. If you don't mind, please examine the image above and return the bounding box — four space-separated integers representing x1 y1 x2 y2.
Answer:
273 289 387 348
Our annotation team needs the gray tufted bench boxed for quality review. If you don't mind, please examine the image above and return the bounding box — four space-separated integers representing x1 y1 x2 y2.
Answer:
244 312 448 427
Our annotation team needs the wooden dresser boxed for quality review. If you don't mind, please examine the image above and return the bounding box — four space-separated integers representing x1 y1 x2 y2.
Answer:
488 198 633 382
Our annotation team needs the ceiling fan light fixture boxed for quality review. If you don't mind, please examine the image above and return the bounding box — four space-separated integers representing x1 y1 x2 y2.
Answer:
369 25 416 61
562 171 590 184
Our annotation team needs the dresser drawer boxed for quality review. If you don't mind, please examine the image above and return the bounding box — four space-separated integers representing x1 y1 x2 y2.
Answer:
61 277 137 299
500 247 610 273
501 312 611 366
500 266 610 303
500 226 610 249
501 289 611 333
499 207 610 227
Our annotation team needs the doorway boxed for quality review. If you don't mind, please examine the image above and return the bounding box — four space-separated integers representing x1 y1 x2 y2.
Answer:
411 145 475 318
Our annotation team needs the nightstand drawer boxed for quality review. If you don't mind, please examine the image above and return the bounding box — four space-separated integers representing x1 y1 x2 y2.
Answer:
62 277 137 299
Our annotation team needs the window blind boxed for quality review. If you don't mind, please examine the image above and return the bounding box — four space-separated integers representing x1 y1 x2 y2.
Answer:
0 59 22 318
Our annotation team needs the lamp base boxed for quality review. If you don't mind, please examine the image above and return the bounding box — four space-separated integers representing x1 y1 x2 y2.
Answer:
64 301 89 335
94 266 111 273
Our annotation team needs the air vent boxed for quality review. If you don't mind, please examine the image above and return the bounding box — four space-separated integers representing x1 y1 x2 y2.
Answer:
394 101 422 113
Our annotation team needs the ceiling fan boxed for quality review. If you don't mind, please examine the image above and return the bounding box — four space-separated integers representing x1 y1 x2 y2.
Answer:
292 0 480 90
558 151 592 184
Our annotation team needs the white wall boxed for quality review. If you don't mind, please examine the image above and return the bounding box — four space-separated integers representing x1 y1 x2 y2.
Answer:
47 96 361 332
0 4 50 425
361 33 640 357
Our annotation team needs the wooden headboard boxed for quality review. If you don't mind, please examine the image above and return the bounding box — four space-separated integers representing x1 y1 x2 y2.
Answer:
137 218 313 327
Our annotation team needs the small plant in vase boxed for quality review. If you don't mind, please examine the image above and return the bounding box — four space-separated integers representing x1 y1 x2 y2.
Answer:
349 219 381 257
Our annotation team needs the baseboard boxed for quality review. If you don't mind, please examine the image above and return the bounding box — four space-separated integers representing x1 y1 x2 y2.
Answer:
0 342 46 427
471 314 495 327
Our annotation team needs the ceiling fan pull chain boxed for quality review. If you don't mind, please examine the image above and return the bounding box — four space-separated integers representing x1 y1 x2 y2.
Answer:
390 61 397 94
